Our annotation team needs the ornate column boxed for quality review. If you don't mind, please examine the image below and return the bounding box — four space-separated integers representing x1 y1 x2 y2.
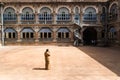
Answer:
17 12 21 24
53 12 57 24
97 12 101 24
34 27 39 42
16 27 22 43
96 28 102 42
80 6 83 27
70 29 74 42
53 5 57 24
0 2 4 46
35 12 39 24
97 4 101 24
53 28 57 42
80 11 83 27
71 11 74 23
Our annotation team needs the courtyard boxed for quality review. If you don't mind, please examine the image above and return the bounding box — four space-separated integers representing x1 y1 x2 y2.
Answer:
0 45 120 80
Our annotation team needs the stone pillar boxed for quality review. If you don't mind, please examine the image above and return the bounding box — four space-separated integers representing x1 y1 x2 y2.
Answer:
17 13 21 24
17 31 21 42
97 13 101 24
35 32 39 42
16 27 22 43
71 12 74 23
70 30 74 42
53 28 57 42
81 28 84 45
80 12 83 26
35 13 39 24
53 13 57 24
97 29 102 42
80 6 83 26
34 27 39 42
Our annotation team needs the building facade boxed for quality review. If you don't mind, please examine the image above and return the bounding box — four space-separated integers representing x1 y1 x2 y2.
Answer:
0 0 120 46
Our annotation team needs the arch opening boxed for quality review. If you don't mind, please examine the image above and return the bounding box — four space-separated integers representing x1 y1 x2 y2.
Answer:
83 27 97 45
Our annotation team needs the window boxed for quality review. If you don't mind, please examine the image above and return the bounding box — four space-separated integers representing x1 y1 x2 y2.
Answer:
26 32 29 38
88 12 92 19
44 33 47 38
57 28 70 39
39 28 52 39
48 33 51 38
5 32 16 39
13 33 16 38
8 12 12 19
22 32 34 39
66 32 69 38
58 32 61 38
62 12 65 16
23 33 25 38
40 33 43 38
8 33 11 38
31 33 34 38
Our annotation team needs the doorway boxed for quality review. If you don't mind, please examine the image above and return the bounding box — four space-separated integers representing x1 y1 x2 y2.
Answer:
83 27 97 45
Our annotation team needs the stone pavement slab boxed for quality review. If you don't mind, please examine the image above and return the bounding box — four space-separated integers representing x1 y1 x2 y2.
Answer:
0 46 120 80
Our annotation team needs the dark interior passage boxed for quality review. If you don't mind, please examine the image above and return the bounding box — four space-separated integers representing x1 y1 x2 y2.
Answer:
83 27 97 45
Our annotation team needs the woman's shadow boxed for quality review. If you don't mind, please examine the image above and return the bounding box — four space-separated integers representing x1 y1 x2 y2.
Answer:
32 68 46 70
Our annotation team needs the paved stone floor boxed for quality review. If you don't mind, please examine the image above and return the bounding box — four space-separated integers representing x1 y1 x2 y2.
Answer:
0 45 120 80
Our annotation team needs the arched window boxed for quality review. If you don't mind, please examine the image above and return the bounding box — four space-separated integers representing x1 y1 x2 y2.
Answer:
39 7 52 21
22 7 34 20
22 7 33 14
74 7 80 24
109 27 117 40
4 7 17 20
39 27 52 40
101 7 106 22
110 4 118 20
5 28 17 39
40 7 51 14
83 7 97 21
21 28 34 39
57 7 70 21
57 27 70 39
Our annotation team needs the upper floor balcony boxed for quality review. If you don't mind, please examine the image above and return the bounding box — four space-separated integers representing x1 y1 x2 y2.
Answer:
3 13 17 24
21 13 35 24
2 13 101 25
83 14 97 24
39 14 53 24
83 14 97 22
56 14 71 24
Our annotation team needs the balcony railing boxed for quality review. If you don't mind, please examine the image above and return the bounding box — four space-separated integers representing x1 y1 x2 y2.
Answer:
21 14 35 20
83 14 97 22
39 14 52 21
57 14 71 21
3 14 17 21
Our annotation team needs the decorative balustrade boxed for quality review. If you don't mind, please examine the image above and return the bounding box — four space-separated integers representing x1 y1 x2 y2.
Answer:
3 13 17 21
39 14 52 21
83 14 97 22
2 13 103 24
57 14 71 21
21 14 35 20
